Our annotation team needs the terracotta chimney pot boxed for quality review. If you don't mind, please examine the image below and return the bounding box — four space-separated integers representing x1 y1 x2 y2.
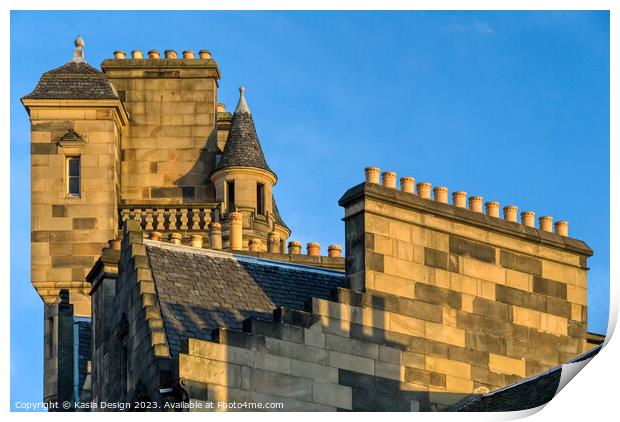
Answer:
307 242 321 257
433 186 449 204
503 205 519 223
400 177 415 193
288 241 302 255
469 196 483 213
485 201 500 218
452 191 467 208
417 182 432 199
364 167 380 184
539 216 553 232
521 211 536 228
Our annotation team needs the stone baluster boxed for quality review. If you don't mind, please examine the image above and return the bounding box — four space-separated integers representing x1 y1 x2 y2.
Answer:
180 208 189 230
156 209 165 230
191 208 201 230
145 208 154 230
169 208 178 230
120 208 130 223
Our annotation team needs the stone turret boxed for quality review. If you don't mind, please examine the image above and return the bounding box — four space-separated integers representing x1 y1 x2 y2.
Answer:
210 87 290 250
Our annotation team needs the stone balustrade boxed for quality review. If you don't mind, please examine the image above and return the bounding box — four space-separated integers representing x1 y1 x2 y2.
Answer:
119 205 214 232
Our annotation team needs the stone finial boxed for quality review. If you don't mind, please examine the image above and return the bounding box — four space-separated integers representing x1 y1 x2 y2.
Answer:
148 50 160 59
114 50 126 59
307 242 320 256
235 86 251 114
433 187 449 204
364 167 380 184
328 244 342 258
169 233 182 245
452 191 467 208
209 222 222 250
199 50 212 59
381 171 397 189
554 221 569 237
485 201 500 218
288 241 302 255
189 235 203 248
71 36 85 63
108 239 121 250
149 232 163 241
229 212 243 251
539 216 553 232
248 238 263 252
400 177 415 193
131 50 143 59
164 50 177 59
469 196 483 213
267 232 280 254
521 211 536 228
503 205 518 223
417 182 432 199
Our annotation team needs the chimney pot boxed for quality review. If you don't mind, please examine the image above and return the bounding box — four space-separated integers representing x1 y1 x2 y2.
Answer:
364 167 380 184
113 50 126 59
288 241 302 255
189 234 203 248
381 171 397 189
469 196 483 213
149 232 163 241
131 50 143 59
521 211 536 228
182 50 195 59
554 221 569 237
169 233 182 245
328 244 342 257
400 177 415 193
217 103 226 113
485 201 500 218
208 222 222 250
503 205 519 223
417 182 432 199
267 232 281 253
164 50 177 59
452 191 467 208
433 186 449 204
248 238 263 252
539 216 553 232
229 212 243 251
307 242 321 256
108 239 121 250
199 49 212 59
148 50 160 59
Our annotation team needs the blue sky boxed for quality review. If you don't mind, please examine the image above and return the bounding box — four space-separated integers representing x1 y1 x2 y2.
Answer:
10 11 609 408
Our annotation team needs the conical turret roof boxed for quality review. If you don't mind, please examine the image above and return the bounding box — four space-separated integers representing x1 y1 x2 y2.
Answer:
214 87 274 175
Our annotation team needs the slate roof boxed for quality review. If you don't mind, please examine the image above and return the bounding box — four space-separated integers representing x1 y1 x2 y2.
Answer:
23 61 118 100
145 241 345 356
214 88 274 175
454 345 602 412
272 195 289 231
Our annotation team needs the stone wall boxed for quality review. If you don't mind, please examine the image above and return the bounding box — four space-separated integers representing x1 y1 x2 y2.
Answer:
101 57 221 204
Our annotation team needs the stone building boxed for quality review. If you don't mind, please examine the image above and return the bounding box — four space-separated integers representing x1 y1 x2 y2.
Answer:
23 38 603 411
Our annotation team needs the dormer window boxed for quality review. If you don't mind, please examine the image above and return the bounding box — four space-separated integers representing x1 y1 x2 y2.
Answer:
66 156 80 197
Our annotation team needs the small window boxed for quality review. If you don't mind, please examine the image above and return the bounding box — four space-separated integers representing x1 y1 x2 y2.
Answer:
226 180 235 213
66 156 80 197
257 183 265 215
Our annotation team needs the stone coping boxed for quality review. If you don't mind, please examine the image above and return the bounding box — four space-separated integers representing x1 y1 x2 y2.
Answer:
338 182 593 257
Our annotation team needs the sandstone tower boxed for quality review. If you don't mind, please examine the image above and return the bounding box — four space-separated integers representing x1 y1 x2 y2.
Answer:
23 38 290 406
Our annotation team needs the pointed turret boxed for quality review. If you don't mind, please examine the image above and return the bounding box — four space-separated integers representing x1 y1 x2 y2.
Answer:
210 87 290 250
